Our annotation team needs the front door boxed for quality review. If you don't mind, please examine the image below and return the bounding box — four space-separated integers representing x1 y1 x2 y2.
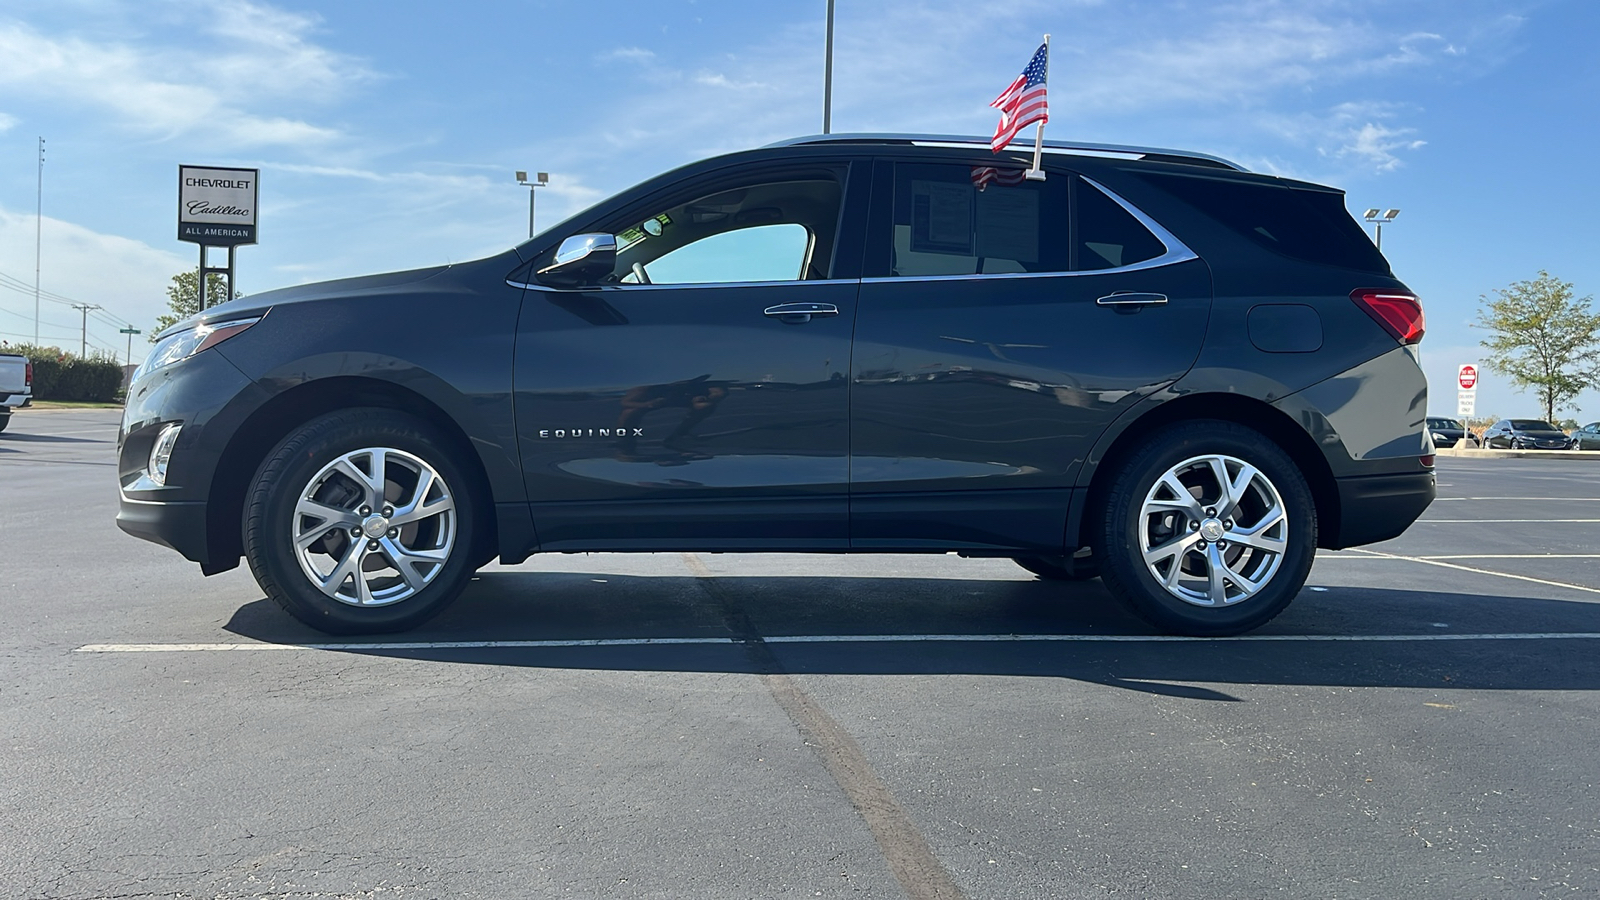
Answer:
514 161 867 550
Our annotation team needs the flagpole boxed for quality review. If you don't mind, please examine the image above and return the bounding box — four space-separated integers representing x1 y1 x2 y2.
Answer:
1025 34 1049 181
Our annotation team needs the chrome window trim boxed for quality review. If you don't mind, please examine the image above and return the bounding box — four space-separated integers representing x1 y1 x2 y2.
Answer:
863 177 1198 284
508 278 859 292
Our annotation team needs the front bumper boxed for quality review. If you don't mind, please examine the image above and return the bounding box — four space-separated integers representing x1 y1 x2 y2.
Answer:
115 348 262 570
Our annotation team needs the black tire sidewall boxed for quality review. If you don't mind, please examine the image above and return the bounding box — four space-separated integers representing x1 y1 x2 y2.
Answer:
1098 421 1316 636
245 409 477 634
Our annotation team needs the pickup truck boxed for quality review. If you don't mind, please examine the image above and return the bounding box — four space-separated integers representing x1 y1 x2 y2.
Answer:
0 352 32 432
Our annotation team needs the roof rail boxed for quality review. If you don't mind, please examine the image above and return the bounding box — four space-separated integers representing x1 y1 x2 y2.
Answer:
763 133 1246 171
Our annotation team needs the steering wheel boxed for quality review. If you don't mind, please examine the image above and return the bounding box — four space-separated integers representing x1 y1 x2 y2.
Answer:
631 262 652 285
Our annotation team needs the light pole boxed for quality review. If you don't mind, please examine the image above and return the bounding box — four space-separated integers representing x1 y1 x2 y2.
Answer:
1363 208 1400 251
516 171 549 239
823 0 835 134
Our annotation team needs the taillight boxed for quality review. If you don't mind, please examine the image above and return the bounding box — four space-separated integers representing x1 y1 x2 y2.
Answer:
1420 454 1435 468
1351 289 1425 344
24 361 32 386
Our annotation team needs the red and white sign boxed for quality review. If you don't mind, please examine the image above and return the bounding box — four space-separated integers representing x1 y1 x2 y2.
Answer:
1458 364 1479 391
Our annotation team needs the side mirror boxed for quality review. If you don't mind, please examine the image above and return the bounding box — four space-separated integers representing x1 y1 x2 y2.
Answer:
538 233 617 287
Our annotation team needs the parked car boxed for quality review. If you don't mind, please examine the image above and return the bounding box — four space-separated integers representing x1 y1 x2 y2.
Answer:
1481 419 1573 450
0 351 32 432
1425 416 1477 449
1572 422 1600 450
117 133 1435 637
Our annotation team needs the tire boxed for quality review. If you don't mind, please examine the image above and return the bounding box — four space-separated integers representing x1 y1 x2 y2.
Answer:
1096 420 1316 636
1014 555 1100 581
0 413 9 433
244 408 478 634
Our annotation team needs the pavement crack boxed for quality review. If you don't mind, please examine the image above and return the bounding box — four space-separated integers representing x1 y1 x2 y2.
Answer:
680 552 969 900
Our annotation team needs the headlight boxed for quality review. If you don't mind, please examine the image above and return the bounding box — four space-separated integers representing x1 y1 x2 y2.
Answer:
1431 432 1447 442
134 316 261 381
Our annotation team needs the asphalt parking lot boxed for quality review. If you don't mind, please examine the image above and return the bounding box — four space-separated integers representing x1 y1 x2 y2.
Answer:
3 408 1597 900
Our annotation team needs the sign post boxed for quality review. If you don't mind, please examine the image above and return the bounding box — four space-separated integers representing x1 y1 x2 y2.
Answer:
1457 364 1479 447
177 165 259 308
118 326 141 366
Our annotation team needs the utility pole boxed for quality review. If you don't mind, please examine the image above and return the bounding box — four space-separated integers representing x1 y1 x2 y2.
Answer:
823 0 835 134
35 136 44 345
72 304 101 358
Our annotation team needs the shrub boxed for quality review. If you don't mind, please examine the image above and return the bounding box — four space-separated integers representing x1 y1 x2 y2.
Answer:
4 343 123 402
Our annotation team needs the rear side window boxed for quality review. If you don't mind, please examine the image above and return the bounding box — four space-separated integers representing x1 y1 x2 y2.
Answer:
875 163 1167 278
1138 173 1390 274
886 163 1070 277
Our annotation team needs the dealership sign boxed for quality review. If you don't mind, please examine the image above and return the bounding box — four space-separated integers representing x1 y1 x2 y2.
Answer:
178 165 258 246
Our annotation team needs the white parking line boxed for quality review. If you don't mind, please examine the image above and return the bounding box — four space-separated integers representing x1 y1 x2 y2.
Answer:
1415 518 1600 523
1434 497 1600 502
73 632 1600 653
1343 548 1600 596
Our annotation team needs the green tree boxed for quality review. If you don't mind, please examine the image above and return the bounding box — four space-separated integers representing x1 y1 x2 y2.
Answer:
151 270 232 340
1475 270 1600 423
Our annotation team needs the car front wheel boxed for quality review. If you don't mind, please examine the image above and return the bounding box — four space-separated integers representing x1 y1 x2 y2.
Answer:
1096 420 1316 636
244 408 478 634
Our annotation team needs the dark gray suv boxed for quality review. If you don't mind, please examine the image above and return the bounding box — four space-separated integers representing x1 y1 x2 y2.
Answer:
118 134 1435 637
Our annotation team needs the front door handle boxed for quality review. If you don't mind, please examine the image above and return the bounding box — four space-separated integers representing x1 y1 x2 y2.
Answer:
1096 292 1169 307
764 302 840 324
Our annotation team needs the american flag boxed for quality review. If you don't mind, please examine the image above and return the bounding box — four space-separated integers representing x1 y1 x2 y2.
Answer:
970 166 1027 189
990 42 1049 152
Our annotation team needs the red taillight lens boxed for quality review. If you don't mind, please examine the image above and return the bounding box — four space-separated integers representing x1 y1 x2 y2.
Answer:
1420 454 1435 468
1351 289 1425 344
24 361 32 386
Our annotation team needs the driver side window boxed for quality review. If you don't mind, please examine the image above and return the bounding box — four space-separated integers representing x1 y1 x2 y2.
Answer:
629 223 812 285
608 172 845 286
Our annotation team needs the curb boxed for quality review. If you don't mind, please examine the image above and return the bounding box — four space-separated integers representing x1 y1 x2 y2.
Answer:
1437 446 1600 460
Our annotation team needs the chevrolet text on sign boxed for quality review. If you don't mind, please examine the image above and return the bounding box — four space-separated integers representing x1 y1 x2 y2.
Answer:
178 165 259 246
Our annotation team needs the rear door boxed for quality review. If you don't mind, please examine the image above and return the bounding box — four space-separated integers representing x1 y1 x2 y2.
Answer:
849 157 1212 552
514 160 868 550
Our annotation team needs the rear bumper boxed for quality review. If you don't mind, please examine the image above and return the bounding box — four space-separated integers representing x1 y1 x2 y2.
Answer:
1330 471 1435 548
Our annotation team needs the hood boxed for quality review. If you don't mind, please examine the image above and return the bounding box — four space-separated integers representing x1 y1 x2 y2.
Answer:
156 264 452 339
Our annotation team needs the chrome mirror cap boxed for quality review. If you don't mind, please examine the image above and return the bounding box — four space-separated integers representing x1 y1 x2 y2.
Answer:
548 233 617 268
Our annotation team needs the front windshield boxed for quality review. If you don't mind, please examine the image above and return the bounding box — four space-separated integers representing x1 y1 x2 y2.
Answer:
1510 420 1560 431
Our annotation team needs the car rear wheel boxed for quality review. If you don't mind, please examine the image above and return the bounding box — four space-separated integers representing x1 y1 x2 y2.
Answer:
1096 420 1316 636
244 408 477 634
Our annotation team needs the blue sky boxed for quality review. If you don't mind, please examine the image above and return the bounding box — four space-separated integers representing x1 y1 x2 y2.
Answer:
1 0 1596 422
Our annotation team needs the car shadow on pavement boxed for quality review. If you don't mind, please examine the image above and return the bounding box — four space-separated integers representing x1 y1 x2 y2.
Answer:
221 572 1600 700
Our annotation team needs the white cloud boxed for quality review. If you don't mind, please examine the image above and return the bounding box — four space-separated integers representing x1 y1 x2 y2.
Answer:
0 4 371 150
602 47 656 63
0 111 15 132
0 206 188 356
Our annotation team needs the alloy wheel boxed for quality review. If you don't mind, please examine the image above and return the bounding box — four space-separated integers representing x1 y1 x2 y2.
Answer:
290 447 457 607
1137 453 1288 607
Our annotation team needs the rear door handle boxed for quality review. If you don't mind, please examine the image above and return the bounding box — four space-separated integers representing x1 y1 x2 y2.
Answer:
1096 292 1168 307
764 302 839 324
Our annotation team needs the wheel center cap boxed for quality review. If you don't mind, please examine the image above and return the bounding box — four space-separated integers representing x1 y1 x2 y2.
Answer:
1199 518 1226 542
362 514 390 538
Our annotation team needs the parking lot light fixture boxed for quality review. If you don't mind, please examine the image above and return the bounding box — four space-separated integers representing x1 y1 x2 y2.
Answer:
1363 208 1400 251
516 170 550 239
